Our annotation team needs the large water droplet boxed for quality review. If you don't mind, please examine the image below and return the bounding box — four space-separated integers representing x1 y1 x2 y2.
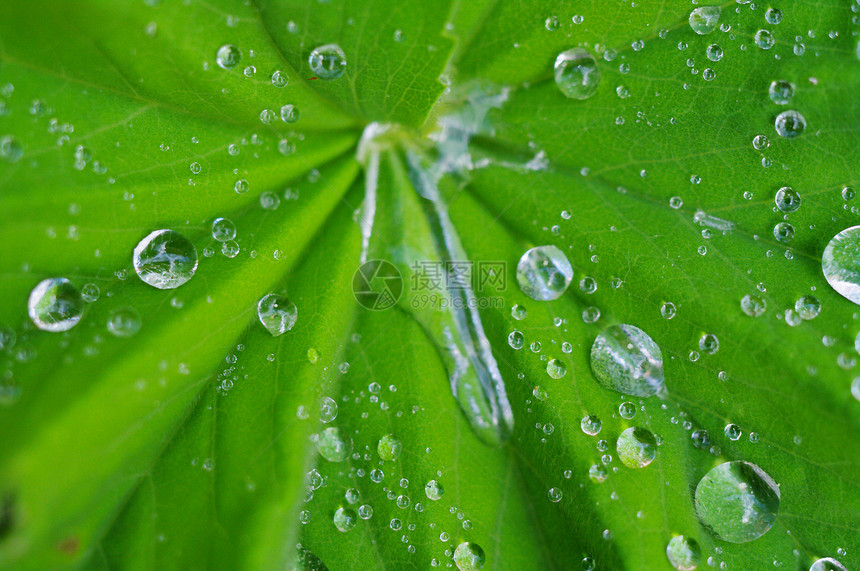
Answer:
257 294 297 336
553 47 601 100
689 6 721 35
740 294 767 317
216 44 241 69
516 245 573 301
694 461 780 543
810 558 847 571
28 278 84 332
666 535 701 571
453 542 485 571
774 110 806 138
616 427 657 468
590 324 665 397
309 44 347 79
823 226 860 305
132 229 198 289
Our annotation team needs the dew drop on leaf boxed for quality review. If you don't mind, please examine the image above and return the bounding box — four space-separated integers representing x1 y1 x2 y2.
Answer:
107 307 142 338
27 277 84 332
666 535 701 571
590 324 665 397
315 427 350 462
377 434 402 461
688 6 721 35
774 110 806 138
694 461 780 543
256 294 297 337
516 245 573 301
581 414 602 436
616 427 657 468
211 217 236 242
453 541 485 571
424 479 444 500
810 557 847 571
333 507 356 532
553 47 601 100
774 186 801 212
823 226 860 305
215 44 241 69
308 44 347 79
768 80 795 105
132 229 198 290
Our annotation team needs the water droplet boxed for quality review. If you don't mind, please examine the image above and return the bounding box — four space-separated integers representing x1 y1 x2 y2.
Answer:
453 542 485 571
547 487 563 502
740 294 767 317
544 15 559 31
133 229 198 289
666 535 701 571
511 304 527 320
795 295 820 320
107 307 142 337
333 507 356 532
319 396 338 423
698 333 719 355
516 245 573 301
309 44 347 79
425 479 444 501
316 427 350 462
774 186 801 212
810 557 847 571
279 104 300 123
590 324 665 397
211 217 236 242
768 80 795 105
271 70 288 88
752 134 770 150
0 136 23 163
554 47 601 100
216 44 241 69
661 302 677 319
724 423 742 441
694 461 780 543
773 221 795 242
775 110 806 138
765 8 783 25
507 330 524 349
755 29 775 50
378 434 402 461
234 179 249 194
546 358 567 379
259 109 276 124
581 415 602 436
706 44 723 62
823 226 860 305
618 401 636 419
189 161 202 175
689 6 721 35
28 278 84 332
358 504 374 519
616 427 657 468
257 294 297 336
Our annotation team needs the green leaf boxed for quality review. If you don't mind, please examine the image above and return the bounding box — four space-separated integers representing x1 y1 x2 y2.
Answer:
1 1 858 570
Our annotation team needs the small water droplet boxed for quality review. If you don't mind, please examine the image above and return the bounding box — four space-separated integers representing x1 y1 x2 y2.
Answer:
616 427 657 468
775 110 806 138
666 535 701 571
216 44 241 69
